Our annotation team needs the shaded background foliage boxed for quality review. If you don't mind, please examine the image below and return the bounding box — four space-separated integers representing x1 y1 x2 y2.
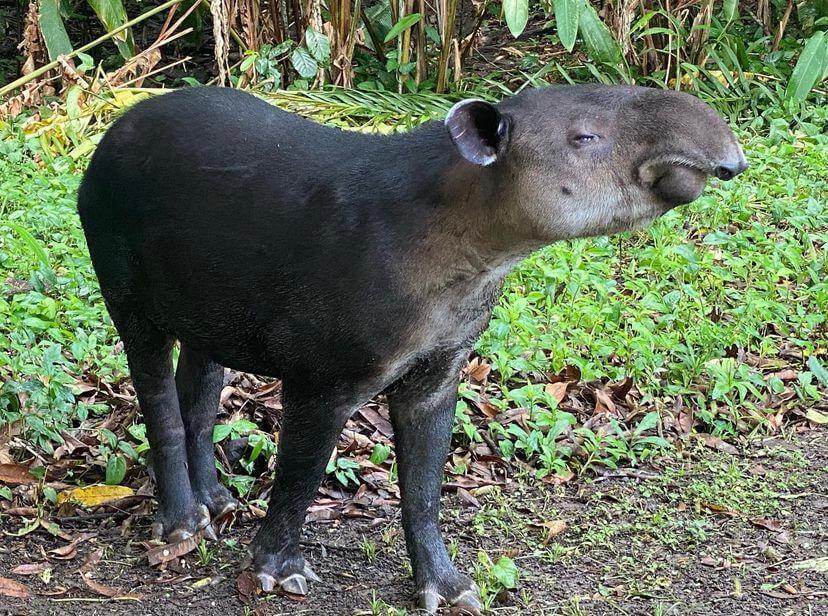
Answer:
0 0 825 538
0 0 826 111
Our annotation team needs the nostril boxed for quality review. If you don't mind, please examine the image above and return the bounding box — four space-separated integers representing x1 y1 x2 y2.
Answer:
714 159 748 181
714 165 734 180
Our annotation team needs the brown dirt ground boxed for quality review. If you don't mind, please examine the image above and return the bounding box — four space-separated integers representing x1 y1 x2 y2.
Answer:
1 427 826 616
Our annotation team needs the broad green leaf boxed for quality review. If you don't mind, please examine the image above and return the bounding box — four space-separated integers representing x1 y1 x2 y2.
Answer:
577 0 623 64
305 27 331 65
492 556 519 589
105 455 127 485
88 0 134 59
634 411 660 435
290 47 319 79
553 0 580 52
808 355 828 385
213 423 233 443
383 13 423 43
39 0 73 61
786 31 827 101
503 0 529 37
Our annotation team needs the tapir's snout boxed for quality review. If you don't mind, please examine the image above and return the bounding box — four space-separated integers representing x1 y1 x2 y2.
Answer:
638 137 747 208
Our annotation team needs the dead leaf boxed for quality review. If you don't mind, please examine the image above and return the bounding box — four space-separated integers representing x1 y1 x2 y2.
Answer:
147 534 200 567
0 577 31 598
594 389 617 415
703 503 738 516
466 357 492 382
236 570 257 604
765 369 798 381
456 488 480 508
0 463 36 486
699 434 739 455
11 562 50 575
610 376 634 400
544 382 568 403
700 555 718 567
50 533 96 560
537 520 567 544
57 485 135 508
751 518 784 532
78 547 105 574
357 407 393 438
791 556 828 573
80 572 141 599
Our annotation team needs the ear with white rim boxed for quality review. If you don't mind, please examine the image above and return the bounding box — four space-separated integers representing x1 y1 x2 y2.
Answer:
444 99 511 166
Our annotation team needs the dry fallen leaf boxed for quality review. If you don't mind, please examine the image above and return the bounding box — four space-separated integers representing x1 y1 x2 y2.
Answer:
0 463 36 486
751 517 784 532
11 562 50 576
236 570 257 604
147 534 201 567
0 577 31 598
699 434 739 455
536 520 567 544
50 533 96 560
57 484 135 508
80 572 141 599
544 382 568 403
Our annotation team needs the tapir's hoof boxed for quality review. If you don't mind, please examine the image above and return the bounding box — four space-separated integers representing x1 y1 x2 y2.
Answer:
151 503 211 543
254 563 321 596
194 484 240 520
418 573 482 614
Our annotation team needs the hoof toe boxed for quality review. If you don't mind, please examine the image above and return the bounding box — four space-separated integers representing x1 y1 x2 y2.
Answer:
418 570 481 614
216 499 238 518
168 528 193 543
419 589 442 614
204 524 218 541
256 572 277 593
279 573 308 595
302 564 321 583
452 589 483 611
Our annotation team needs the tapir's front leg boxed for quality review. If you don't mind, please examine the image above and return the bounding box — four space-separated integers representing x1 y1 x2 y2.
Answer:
250 383 356 595
387 349 482 614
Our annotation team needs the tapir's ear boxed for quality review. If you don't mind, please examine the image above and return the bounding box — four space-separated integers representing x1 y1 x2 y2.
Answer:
444 99 511 166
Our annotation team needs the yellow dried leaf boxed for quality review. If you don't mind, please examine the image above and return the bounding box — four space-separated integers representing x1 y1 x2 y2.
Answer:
57 485 134 508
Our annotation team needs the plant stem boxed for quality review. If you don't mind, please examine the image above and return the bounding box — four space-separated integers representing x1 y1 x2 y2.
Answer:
1 0 186 98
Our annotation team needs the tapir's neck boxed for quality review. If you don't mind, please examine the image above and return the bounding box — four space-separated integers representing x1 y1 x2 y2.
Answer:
370 122 541 297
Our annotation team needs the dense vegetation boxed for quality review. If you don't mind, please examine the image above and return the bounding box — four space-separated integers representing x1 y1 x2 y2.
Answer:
0 0 826 599
0 92 825 499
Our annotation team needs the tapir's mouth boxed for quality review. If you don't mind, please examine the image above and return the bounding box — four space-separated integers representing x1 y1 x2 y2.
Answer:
639 155 712 208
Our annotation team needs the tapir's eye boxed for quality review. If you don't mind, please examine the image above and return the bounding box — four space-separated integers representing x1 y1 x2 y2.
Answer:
573 133 599 145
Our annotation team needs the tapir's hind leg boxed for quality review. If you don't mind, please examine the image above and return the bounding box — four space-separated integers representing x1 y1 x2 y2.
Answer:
250 383 357 595
175 344 238 520
118 318 211 541
84 230 210 542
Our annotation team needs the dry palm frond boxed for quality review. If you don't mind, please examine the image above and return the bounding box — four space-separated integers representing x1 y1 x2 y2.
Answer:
211 0 232 85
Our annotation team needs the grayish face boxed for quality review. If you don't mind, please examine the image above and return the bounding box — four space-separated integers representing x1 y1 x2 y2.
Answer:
447 85 748 242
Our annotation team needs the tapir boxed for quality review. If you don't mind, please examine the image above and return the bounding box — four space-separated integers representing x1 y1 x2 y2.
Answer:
77 85 746 612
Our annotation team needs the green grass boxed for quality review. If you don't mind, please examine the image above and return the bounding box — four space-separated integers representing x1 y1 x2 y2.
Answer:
0 91 826 486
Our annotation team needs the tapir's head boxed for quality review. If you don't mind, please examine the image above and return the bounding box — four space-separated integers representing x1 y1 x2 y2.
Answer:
444 85 747 240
